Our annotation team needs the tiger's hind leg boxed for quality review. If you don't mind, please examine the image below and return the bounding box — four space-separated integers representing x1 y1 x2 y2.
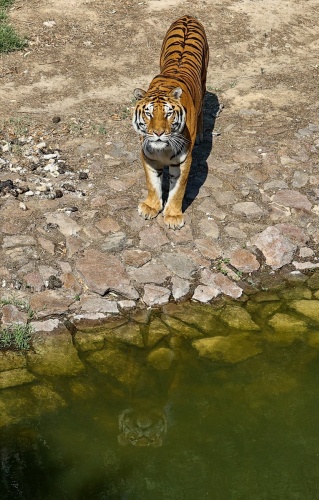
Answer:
195 108 204 144
138 155 163 220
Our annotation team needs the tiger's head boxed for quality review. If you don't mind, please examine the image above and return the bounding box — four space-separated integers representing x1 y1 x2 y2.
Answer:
132 87 187 156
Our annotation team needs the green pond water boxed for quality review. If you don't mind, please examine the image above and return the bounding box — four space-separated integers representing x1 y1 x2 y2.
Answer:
1 296 319 499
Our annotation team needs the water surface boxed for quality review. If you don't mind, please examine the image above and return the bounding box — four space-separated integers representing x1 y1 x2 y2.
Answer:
1 301 319 499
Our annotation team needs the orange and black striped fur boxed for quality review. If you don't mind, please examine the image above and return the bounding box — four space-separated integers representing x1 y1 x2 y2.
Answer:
133 15 209 229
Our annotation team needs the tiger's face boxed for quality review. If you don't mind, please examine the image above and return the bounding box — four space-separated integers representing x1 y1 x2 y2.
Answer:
132 87 187 157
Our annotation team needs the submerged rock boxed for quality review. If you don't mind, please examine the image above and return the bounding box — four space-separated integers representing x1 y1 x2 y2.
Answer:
86 346 139 386
162 302 221 335
220 305 260 331
289 300 319 323
147 347 175 370
147 318 170 347
106 322 144 348
75 331 105 352
0 351 27 371
0 368 36 389
161 315 203 339
307 271 319 290
193 334 262 363
27 327 85 376
268 313 308 334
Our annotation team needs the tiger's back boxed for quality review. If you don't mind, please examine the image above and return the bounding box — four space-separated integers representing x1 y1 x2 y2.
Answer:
159 15 209 114
133 15 209 229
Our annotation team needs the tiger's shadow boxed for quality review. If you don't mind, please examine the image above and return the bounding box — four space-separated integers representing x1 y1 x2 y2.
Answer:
162 91 221 211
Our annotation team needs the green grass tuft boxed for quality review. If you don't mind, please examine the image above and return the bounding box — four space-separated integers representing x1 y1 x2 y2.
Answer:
0 323 33 350
0 0 26 53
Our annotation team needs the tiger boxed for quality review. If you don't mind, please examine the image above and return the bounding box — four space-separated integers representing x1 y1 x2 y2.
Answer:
132 15 209 229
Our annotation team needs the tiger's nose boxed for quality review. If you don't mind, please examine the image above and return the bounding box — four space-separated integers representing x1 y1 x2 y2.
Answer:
154 130 165 137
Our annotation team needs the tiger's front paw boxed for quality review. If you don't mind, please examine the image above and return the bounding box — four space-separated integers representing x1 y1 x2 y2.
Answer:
138 202 161 220
163 213 184 230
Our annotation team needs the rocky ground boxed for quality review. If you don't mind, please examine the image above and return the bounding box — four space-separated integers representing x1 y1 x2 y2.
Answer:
0 0 319 329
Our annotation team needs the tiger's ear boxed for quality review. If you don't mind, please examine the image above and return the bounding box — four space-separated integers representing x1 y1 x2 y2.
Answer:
170 87 182 99
134 88 146 100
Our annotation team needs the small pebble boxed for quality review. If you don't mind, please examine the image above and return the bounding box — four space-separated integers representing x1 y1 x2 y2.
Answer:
19 202 28 211
62 183 76 192
55 189 63 198
79 171 88 180
63 206 78 212
47 275 62 289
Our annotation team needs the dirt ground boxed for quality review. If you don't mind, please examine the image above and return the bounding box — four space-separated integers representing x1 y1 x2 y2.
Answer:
1 0 319 311
2 0 319 156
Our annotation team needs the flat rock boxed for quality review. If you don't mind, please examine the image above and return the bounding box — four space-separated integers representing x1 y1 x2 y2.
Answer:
232 151 261 164
23 272 44 292
37 236 55 255
79 296 119 314
194 238 222 260
292 261 319 270
76 248 138 299
30 290 75 318
264 180 288 191
224 225 247 240
250 226 296 269
292 171 309 188
165 222 194 243
171 276 191 300
213 190 238 206
193 334 262 363
196 199 226 219
95 216 121 234
1 304 28 326
143 284 171 306
200 269 243 298
31 318 61 332
274 224 308 245
128 260 170 284
272 189 312 211
233 202 263 217
139 225 169 248
192 285 220 303
198 218 220 238
2 235 37 248
46 212 81 236
106 196 135 211
100 231 126 251
299 247 314 258
122 249 152 267
160 252 197 279
229 249 260 273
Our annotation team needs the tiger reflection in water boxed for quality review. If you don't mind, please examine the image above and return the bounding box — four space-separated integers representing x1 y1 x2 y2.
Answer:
118 406 167 448
117 366 175 448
